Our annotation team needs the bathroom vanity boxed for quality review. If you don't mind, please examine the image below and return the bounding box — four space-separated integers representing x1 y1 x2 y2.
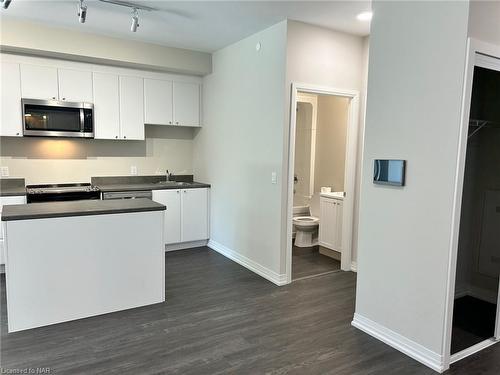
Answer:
319 192 344 258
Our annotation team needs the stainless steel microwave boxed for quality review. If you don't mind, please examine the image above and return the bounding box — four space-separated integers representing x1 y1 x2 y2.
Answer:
22 99 94 138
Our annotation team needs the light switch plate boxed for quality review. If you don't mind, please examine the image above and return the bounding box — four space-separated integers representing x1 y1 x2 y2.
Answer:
271 172 277 184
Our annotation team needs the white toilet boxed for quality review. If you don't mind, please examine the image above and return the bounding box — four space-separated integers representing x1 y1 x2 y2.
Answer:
293 193 320 247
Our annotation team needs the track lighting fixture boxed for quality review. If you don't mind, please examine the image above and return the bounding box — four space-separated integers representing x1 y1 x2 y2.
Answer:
2 0 13 10
77 0 87 23
130 8 139 32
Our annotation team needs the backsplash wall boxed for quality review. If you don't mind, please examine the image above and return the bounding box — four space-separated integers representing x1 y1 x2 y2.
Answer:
0 126 194 184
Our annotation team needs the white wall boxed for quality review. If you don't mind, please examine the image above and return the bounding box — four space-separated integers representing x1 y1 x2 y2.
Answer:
0 18 211 75
284 21 367 268
354 0 470 361
193 21 288 279
468 0 500 45
0 127 194 184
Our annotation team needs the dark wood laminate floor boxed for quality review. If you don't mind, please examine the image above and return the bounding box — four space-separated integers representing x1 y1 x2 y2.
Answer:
1 247 499 374
292 245 340 280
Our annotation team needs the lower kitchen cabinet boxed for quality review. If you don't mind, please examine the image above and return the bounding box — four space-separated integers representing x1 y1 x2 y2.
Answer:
319 196 343 252
0 195 27 266
152 188 209 245
181 188 209 242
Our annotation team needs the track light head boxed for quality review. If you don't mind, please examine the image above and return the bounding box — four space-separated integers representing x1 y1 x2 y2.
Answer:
130 8 139 32
77 0 87 23
2 0 13 10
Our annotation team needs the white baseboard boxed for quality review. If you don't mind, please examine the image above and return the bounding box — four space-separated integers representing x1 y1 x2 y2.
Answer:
351 261 357 272
352 313 444 373
454 283 498 304
454 283 469 299
207 240 287 286
468 285 498 304
165 240 208 252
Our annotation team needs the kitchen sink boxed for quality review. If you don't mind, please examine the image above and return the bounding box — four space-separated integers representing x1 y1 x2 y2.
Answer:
155 181 191 186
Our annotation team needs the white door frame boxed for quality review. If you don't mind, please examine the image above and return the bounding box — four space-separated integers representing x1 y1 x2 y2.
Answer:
286 82 360 283
443 38 500 370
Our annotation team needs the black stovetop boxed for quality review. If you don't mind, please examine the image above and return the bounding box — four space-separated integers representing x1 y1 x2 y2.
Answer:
26 183 100 203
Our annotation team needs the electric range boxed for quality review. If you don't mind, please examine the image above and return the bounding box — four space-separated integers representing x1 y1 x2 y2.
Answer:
26 183 101 203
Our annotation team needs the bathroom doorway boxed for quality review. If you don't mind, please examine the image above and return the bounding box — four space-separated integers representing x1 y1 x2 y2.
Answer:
447 48 500 366
286 84 360 282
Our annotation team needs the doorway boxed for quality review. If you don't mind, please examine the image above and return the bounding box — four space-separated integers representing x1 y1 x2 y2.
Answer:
286 84 360 283
448 49 500 364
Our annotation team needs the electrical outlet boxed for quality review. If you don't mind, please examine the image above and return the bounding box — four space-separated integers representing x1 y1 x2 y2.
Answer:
0 166 9 177
130 166 137 175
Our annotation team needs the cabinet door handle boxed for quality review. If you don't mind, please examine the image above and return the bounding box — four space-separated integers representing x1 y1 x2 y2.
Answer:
115 135 118 139
16 132 20 136
175 122 179 125
52 97 56 100
123 136 127 139
62 97 66 100
176 190 180 194
169 121 172 124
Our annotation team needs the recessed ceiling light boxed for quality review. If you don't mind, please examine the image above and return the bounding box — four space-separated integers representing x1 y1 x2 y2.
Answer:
357 11 373 21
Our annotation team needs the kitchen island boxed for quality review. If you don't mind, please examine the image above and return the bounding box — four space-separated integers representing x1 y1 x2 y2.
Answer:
2 198 166 332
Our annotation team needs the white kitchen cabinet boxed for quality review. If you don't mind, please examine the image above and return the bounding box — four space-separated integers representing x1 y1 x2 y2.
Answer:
152 188 209 246
1 62 23 137
0 195 27 266
20 64 59 100
173 82 200 127
119 76 145 140
58 68 93 102
152 189 181 244
144 78 173 125
93 72 121 140
181 188 209 242
319 196 343 252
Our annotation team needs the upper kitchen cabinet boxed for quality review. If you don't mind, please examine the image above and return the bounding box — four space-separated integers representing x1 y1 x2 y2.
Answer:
20 64 59 100
119 76 145 140
58 68 93 102
0 62 23 137
144 78 173 125
173 82 200 127
20 64 93 103
93 72 121 140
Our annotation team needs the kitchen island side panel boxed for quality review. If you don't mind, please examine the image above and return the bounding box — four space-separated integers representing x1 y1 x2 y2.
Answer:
4 210 165 332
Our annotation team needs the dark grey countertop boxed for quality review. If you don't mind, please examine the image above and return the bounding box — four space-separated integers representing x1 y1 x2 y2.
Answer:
91 175 210 193
97 181 211 193
0 178 26 197
1 198 165 221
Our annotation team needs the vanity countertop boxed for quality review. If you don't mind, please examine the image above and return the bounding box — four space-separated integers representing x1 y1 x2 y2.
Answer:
320 192 344 200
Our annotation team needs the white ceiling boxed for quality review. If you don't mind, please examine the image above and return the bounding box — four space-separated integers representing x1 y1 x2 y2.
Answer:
0 1 371 52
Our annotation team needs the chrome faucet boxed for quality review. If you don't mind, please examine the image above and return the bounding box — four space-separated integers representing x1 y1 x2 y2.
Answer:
166 169 174 181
